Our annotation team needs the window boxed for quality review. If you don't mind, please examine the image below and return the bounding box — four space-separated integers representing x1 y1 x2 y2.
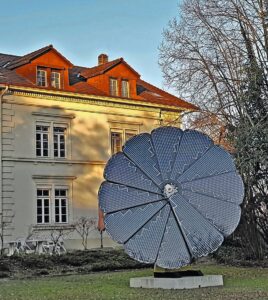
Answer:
36 187 69 224
55 189 68 223
37 67 62 89
111 129 137 154
37 69 47 87
109 78 118 96
53 127 66 158
36 125 49 157
111 132 123 154
51 71 61 89
36 123 67 158
37 189 50 224
121 80 130 98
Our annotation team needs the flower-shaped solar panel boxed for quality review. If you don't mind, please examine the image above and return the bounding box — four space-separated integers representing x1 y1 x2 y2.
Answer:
98 127 244 269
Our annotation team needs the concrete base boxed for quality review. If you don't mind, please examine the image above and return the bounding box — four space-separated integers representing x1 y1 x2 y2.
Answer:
130 275 223 289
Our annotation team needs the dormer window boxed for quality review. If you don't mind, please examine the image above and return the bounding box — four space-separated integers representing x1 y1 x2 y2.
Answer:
51 71 61 89
36 67 62 89
122 80 130 98
37 69 47 87
109 78 118 96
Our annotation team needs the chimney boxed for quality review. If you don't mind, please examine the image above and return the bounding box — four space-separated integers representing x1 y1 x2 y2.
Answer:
98 53 108 65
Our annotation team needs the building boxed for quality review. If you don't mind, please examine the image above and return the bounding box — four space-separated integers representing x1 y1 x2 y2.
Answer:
0 45 198 250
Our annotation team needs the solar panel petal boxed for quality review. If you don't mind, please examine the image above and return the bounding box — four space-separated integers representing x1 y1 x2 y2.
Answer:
99 127 244 269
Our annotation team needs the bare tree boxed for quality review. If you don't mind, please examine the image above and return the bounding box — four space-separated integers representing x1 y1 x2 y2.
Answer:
74 217 97 250
160 0 268 259
46 227 74 254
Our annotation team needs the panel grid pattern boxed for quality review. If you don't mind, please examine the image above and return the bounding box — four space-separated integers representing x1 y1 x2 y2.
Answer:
99 127 244 269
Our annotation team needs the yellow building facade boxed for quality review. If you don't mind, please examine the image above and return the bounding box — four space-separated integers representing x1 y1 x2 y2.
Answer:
0 46 197 250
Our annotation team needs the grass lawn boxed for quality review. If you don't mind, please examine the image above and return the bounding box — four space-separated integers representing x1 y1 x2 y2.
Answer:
0 264 267 300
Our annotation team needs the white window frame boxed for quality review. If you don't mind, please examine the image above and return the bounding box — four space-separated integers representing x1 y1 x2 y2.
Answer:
111 131 123 155
110 128 138 155
53 125 67 158
121 79 130 98
37 69 47 87
109 77 118 96
51 71 61 89
35 184 70 225
36 123 50 157
37 188 51 224
35 121 69 159
54 188 68 223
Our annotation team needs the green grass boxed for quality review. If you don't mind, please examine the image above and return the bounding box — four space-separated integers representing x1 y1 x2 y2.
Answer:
0 264 268 300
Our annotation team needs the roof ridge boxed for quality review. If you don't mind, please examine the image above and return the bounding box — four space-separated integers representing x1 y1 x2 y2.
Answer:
87 57 123 70
0 53 20 57
6 44 73 70
7 44 54 69
79 57 142 79
80 57 123 79
71 65 90 69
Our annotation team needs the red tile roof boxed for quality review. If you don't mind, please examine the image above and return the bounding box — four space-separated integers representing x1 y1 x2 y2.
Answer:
80 58 123 78
0 67 34 86
137 79 199 110
71 81 108 96
7 45 53 69
0 53 20 67
7 45 73 69
80 58 140 79
0 46 198 111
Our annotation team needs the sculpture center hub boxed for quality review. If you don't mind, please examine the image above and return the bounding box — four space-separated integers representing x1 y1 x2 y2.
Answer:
163 183 178 198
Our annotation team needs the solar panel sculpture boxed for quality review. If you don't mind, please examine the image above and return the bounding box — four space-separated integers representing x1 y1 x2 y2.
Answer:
98 127 244 270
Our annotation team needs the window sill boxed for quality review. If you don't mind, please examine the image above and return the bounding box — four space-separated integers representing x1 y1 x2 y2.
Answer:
36 85 62 90
33 157 72 164
36 157 68 160
33 175 77 180
33 224 75 231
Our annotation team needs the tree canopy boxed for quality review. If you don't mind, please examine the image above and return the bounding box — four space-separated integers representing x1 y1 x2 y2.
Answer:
160 0 268 258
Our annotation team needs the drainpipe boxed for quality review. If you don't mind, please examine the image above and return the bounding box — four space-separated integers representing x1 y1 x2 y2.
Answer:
159 109 163 126
0 85 9 247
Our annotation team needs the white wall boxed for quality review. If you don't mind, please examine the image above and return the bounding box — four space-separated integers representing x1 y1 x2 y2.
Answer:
2 92 180 249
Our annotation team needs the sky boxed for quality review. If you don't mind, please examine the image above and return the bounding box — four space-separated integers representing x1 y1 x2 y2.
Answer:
0 0 181 90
